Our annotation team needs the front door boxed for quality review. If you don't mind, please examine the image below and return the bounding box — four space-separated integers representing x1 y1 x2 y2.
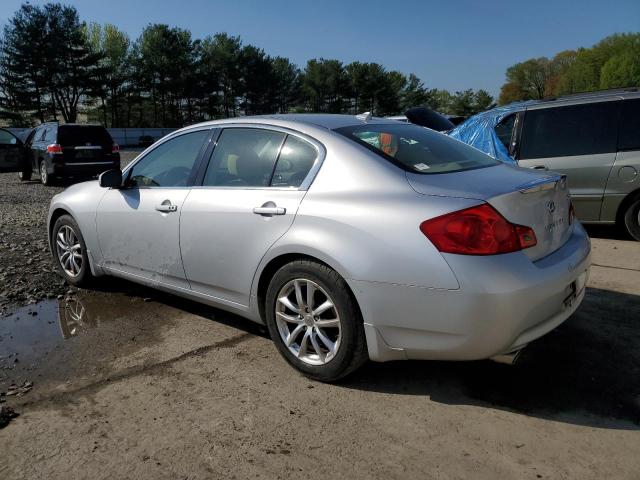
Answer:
0 128 26 173
517 101 620 221
96 128 211 288
180 127 319 306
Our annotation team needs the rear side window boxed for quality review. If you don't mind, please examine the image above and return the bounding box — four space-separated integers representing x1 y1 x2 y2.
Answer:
519 101 620 159
619 98 640 151
271 135 317 187
44 127 56 143
203 128 285 187
335 123 499 174
58 126 113 147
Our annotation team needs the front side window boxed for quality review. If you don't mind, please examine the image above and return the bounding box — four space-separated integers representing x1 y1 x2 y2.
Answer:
0 129 18 145
519 101 620 159
203 128 285 187
128 130 209 187
335 123 499 174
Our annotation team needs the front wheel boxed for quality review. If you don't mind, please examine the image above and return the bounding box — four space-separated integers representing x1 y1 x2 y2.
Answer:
623 197 640 241
51 214 93 287
265 260 367 382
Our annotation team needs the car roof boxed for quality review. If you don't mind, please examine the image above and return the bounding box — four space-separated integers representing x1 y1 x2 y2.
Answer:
517 87 640 110
182 113 396 133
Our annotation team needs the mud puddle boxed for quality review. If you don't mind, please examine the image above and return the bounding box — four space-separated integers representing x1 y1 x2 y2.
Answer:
0 291 174 396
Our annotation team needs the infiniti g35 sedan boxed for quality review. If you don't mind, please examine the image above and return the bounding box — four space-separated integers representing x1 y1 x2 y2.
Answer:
47 114 591 381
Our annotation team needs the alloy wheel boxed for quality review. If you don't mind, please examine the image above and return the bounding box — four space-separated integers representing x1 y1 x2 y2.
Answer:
40 162 47 184
55 225 83 277
275 278 341 366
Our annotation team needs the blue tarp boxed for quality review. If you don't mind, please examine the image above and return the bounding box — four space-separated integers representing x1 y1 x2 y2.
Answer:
448 102 533 164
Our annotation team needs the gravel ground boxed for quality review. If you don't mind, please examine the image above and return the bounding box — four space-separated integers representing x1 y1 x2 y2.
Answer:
0 151 140 314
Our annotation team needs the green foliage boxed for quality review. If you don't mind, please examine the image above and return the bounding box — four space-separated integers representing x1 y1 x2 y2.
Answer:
499 33 639 104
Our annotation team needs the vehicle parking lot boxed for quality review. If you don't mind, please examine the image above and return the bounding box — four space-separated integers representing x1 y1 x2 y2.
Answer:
1 152 639 479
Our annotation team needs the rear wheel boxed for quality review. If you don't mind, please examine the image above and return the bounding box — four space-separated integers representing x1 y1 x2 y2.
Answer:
52 215 93 287
623 197 640 241
265 260 367 382
40 160 54 186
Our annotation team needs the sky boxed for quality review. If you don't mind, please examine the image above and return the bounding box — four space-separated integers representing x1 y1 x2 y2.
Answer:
1 0 638 97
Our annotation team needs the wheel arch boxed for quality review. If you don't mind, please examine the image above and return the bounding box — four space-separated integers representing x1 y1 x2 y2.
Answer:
615 187 640 226
255 253 363 326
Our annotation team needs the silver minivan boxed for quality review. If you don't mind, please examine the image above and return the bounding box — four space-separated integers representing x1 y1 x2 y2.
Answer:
492 90 640 240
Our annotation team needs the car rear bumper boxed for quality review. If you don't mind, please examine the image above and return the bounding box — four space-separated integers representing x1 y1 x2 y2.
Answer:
50 160 120 177
351 222 591 362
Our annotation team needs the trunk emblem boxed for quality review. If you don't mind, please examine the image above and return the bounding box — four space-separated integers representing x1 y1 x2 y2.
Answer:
548 201 556 213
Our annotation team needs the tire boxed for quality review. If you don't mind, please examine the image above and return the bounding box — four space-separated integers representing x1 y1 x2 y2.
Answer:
265 260 368 382
51 214 93 287
39 160 55 186
623 196 640 241
18 168 31 181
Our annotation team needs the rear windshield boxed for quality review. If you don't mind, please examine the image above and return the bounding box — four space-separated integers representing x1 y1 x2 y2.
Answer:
58 126 113 147
335 123 499 174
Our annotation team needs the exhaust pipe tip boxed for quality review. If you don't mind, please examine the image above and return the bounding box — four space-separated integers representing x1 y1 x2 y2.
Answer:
490 348 523 366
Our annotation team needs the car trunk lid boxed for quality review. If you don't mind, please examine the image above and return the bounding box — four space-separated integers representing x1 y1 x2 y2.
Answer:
407 164 573 261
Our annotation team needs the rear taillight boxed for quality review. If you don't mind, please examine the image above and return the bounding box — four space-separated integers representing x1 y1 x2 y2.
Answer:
419 203 537 255
47 144 62 154
112 143 119 153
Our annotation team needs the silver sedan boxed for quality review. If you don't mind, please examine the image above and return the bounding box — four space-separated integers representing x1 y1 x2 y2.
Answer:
47 114 591 381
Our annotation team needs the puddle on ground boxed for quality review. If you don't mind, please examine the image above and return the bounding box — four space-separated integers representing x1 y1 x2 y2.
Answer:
0 296 104 368
0 292 174 391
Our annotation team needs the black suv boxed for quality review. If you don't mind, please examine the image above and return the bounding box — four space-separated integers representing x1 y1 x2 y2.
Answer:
17 122 120 185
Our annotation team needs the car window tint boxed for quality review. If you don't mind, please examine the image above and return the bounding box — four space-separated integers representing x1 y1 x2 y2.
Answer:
37 128 46 141
203 128 285 187
520 101 619 159
129 130 208 187
336 123 499 174
619 98 640 151
0 129 17 145
271 135 317 187
495 114 515 150
58 126 113 147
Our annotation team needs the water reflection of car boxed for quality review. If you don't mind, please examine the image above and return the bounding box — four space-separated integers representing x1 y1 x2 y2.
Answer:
447 89 640 240
58 297 97 339
47 114 590 382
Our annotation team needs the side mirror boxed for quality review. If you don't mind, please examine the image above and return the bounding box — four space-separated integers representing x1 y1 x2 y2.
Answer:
99 169 123 188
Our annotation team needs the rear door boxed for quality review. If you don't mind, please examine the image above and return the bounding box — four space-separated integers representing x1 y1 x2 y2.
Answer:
180 126 320 306
517 100 620 221
0 128 27 173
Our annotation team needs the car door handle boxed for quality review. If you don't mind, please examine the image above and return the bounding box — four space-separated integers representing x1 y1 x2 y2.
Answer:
253 206 286 216
155 203 178 213
531 165 548 170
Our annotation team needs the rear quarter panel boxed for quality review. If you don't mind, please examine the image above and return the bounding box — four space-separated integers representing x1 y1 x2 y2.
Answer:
601 150 640 222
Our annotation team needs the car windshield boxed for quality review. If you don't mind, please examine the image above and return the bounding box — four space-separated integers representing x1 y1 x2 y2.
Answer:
58 126 113 147
336 123 499 174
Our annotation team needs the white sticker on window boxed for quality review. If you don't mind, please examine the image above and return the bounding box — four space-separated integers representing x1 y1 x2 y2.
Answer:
414 163 430 170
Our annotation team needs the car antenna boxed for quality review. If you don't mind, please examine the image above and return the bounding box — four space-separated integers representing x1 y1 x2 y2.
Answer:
356 111 372 122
